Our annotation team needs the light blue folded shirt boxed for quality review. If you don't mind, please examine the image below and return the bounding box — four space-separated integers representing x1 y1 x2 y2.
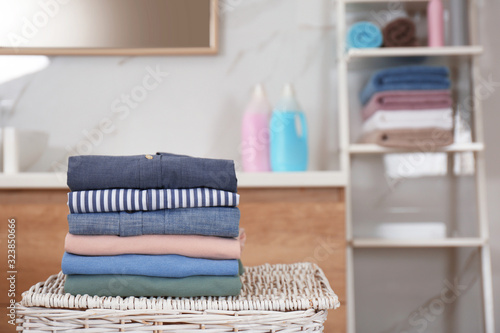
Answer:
61 252 239 278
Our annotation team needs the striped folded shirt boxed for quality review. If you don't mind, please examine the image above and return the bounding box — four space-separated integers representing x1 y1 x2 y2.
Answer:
68 188 239 214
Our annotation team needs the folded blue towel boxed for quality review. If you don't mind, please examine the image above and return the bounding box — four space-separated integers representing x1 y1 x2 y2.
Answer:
67 152 237 192
68 207 240 237
61 253 239 277
347 22 383 49
360 66 451 105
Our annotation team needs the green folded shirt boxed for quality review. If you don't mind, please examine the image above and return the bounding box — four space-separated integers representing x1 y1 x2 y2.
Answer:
64 274 242 297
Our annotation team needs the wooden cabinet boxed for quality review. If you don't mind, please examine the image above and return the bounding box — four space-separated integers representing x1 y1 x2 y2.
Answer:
0 188 345 332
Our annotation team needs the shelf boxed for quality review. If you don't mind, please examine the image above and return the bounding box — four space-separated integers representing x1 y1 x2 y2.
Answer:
0 173 67 189
346 46 483 60
349 142 484 154
344 0 429 3
237 171 347 188
0 171 348 189
351 237 486 248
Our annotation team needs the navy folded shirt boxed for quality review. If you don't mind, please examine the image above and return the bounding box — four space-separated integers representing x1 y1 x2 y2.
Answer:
67 152 237 192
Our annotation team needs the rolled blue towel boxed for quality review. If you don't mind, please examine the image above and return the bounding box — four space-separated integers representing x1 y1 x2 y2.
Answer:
360 65 451 105
347 22 383 49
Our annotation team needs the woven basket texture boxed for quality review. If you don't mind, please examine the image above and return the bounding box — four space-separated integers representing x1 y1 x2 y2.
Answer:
17 262 340 332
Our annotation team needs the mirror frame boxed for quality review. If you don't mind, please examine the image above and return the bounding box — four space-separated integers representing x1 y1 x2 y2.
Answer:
0 0 219 56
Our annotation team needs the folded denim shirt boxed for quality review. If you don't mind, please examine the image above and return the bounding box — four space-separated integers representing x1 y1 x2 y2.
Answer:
68 188 239 213
67 152 237 192
68 207 240 237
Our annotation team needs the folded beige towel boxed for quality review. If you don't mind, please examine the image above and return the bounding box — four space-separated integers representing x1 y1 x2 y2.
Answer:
65 229 246 259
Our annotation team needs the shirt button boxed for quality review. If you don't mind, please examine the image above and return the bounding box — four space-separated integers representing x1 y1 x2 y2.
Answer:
145 154 153 160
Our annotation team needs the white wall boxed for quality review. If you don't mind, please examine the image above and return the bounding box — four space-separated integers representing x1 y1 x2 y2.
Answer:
2 0 338 173
480 0 500 331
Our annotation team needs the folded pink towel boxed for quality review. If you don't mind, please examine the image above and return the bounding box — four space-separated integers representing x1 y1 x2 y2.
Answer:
362 90 452 121
65 229 246 259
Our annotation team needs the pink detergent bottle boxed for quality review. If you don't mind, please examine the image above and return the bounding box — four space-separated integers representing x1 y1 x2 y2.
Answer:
428 0 444 47
241 84 272 172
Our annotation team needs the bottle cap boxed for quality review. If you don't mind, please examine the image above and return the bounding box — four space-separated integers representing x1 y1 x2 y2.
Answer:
282 83 295 98
253 83 266 99
274 83 301 112
246 83 271 113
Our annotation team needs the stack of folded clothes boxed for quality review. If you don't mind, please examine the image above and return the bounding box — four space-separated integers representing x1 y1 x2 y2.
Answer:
62 152 244 298
359 65 454 148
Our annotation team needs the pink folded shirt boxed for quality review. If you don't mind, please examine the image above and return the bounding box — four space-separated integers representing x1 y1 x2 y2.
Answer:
65 229 246 260
362 90 452 121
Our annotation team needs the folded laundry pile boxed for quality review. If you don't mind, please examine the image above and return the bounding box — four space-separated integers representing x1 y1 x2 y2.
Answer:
358 66 454 148
62 152 244 297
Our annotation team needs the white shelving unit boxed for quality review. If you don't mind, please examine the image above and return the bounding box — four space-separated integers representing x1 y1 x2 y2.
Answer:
0 171 348 189
337 0 495 332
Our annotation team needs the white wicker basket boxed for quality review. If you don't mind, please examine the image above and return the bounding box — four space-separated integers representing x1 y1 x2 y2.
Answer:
17 262 340 332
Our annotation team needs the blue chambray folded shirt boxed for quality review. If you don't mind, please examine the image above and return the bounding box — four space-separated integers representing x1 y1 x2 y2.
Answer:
68 207 240 238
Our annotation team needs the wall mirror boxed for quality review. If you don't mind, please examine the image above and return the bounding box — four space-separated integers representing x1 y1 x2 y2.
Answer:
0 0 218 55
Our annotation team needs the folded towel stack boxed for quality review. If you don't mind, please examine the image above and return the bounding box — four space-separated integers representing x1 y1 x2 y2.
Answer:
359 66 454 148
62 152 244 298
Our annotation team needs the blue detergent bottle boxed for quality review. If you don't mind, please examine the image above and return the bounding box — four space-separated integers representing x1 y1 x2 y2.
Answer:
270 83 308 172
